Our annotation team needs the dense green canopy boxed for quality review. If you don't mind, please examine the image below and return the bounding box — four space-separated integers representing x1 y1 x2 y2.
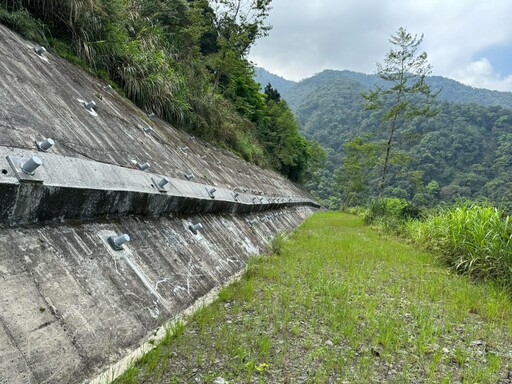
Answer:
276 69 512 210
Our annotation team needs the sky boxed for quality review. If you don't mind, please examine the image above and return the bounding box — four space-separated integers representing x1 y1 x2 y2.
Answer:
248 0 512 92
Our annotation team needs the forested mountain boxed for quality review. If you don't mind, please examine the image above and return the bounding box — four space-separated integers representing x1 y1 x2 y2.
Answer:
0 1 317 182
256 69 512 210
254 67 297 96
255 67 512 109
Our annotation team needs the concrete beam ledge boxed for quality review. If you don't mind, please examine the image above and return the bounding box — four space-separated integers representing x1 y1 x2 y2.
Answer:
0 148 320 225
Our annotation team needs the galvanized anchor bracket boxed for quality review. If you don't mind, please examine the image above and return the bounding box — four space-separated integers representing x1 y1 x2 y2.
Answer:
108 234 130 250
36 138 54 152
189 223 203 235
206 187 216 199
137 162 150 171
152 176 169 193
6 155 45 182
34 46 46 56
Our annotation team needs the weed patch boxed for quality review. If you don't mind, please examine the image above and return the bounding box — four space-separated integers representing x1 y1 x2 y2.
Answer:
115 212 512 383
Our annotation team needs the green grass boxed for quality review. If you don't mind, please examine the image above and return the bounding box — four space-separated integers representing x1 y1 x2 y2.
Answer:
407 202 512 286
114 212 512 383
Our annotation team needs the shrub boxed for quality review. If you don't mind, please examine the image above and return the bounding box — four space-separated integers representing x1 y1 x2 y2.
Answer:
363 198 421 234
0 8 47 43
269 233 286 256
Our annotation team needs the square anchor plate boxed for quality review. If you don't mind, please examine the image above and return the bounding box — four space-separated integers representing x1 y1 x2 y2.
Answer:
151 177 168 193
6 156 45 182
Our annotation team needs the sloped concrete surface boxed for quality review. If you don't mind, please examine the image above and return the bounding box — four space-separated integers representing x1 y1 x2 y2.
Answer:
0 24 319 383
0 209 314 383
0 24 308 197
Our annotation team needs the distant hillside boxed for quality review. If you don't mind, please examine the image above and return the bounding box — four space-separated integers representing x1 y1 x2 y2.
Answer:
285 70 368 147
254 67 297 97
256 68 512 110
427 75 512 108
286 69 512 110
261 68 512 210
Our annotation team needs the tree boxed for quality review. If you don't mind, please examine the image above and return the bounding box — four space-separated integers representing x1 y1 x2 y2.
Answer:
264 82 281 102
258 97 311 181
363 27 438 197
335 135 380 207
208 0 272 54
205 0 272 90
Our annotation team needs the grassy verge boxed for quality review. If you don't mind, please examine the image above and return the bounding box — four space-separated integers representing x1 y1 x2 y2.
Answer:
115 212 512 383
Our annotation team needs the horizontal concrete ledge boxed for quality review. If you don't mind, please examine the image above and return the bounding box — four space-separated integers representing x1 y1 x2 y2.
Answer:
0 149 320 225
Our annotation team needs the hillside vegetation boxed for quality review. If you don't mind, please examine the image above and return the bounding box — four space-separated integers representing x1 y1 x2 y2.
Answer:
0 0 318 182
256 67 512 109
255 69 512 209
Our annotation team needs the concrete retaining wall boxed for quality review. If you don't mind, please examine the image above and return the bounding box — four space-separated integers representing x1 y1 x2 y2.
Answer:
0 24 320 384
0 24 309 199
0 208 314 384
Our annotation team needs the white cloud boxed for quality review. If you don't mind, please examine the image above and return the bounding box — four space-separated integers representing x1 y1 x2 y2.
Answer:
451 58 512 92
249 0 512 92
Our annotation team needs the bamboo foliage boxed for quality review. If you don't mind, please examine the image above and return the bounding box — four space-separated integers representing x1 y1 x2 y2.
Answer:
22 0 99 26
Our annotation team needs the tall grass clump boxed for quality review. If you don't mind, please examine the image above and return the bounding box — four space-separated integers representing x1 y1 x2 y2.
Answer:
408 202 512 285
269 232 286 255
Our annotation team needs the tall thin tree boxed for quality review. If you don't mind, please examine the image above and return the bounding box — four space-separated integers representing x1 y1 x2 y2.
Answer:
363 27 438 197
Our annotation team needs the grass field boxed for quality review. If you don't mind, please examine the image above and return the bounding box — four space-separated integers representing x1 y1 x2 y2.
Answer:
115 212 512 383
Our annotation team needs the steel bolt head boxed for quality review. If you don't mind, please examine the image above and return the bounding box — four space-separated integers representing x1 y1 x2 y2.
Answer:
21 156 43 175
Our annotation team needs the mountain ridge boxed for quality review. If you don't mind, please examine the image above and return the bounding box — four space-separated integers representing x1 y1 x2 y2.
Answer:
255 67 512 110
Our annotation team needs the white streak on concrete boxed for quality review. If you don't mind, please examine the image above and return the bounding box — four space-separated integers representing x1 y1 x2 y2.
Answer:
121 252 162 301
154 278 169 291
88 269 246 384
98 231 163 303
